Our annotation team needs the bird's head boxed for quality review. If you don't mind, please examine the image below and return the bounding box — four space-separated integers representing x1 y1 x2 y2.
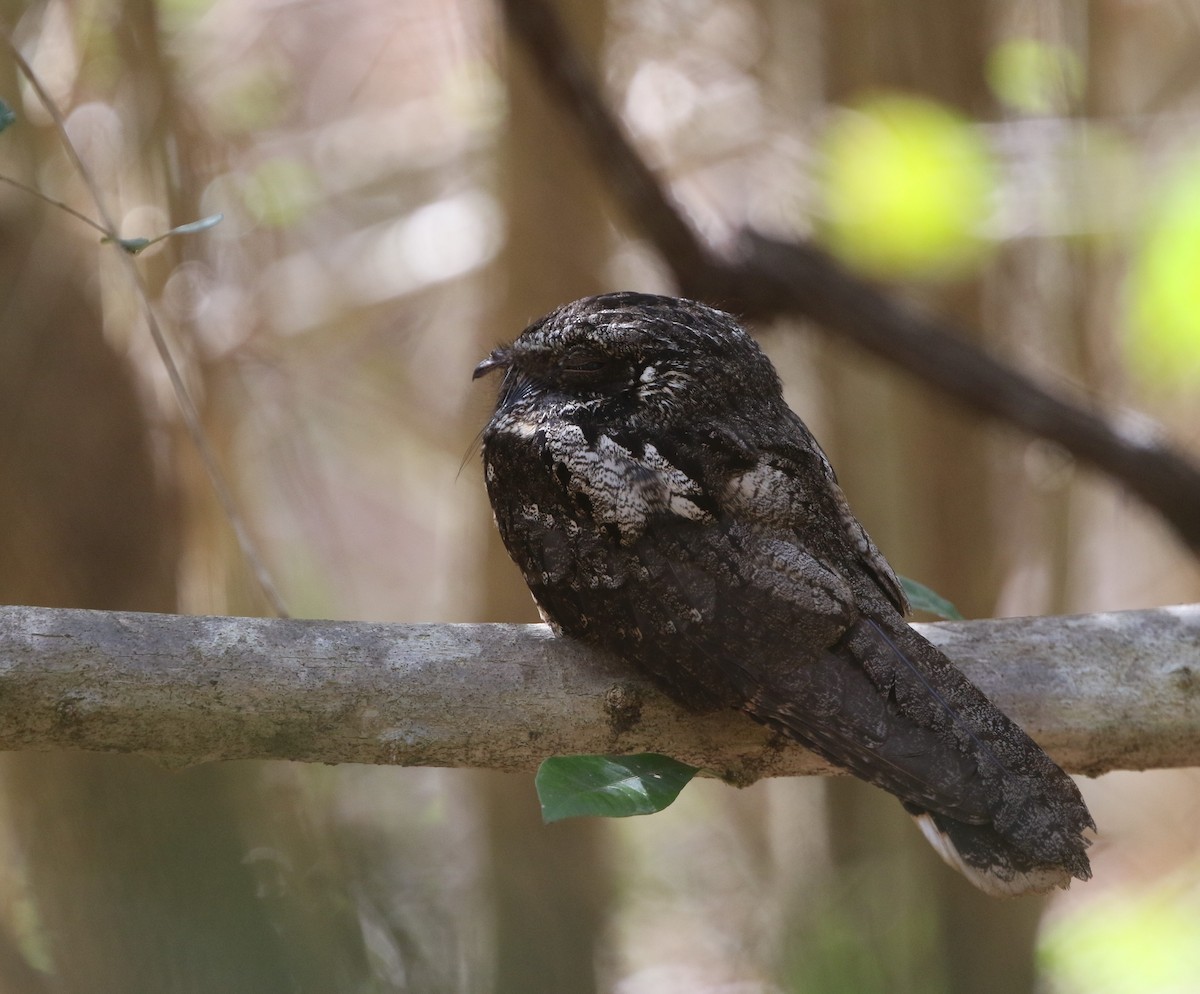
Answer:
474 292 781 436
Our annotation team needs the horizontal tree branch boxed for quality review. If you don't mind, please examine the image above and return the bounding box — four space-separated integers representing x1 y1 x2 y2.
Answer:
500 0 1200 554
1 604 1197 781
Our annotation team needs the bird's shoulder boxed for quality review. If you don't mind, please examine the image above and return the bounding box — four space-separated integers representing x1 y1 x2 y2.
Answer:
644 412 909 616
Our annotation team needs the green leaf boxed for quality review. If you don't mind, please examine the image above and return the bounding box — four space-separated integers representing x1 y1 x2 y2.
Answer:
899 576 963 621
0 99 15 133
535 753 700 823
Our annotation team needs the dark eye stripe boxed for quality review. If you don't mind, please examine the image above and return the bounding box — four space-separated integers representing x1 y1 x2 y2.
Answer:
554 354 633 389
561 358 607 374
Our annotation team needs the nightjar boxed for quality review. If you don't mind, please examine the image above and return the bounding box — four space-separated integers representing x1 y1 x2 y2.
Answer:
474 291 1093 896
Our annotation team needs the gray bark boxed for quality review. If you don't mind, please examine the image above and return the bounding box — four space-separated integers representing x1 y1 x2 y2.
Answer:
0 603 1196 781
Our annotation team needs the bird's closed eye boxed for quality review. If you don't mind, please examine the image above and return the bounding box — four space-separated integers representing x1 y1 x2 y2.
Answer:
556 350 630 388
561 356 607 374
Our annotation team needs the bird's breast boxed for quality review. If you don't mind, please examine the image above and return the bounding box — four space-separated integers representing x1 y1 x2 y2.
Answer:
484 419 712 542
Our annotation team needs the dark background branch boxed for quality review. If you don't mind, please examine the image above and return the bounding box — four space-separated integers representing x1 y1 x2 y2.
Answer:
500 0 1200 554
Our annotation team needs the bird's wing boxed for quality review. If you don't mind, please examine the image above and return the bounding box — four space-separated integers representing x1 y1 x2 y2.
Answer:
678 416 908 615
603 428 1076 830
625 501 1093 878
626 513 1002 824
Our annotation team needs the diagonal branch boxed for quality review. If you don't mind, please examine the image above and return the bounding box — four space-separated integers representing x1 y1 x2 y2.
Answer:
1 604 1197 780
498 0 1200 554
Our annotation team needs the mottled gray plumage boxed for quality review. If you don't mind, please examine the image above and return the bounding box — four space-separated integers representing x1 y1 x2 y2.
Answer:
474 291 1094 896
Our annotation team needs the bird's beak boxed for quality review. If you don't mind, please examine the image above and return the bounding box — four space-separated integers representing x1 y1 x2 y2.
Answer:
473 348 512 380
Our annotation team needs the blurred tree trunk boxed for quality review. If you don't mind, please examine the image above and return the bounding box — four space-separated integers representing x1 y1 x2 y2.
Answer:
0 192 304 992
816 3 1044 992
475 3 614 993
0 3 370 990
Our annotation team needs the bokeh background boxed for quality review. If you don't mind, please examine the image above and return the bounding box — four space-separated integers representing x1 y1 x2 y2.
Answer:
2 1 1200 991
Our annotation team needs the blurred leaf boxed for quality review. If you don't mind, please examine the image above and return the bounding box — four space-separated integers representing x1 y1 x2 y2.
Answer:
987 39 1084 115
0 99 15 133
1040 888 1200 994
217 66 293 134
1127 154 1200 388
242 158 320 227
112 236 152 253
165 212 224 237
899 576 962 621
536 754 699 823
104 213 224 254
818 94 995 279
159 0 218 32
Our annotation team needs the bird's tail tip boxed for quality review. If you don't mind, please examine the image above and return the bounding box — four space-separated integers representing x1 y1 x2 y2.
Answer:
912 810 1094 898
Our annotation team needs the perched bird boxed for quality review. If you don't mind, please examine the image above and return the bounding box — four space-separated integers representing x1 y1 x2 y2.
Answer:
474 291 1094 896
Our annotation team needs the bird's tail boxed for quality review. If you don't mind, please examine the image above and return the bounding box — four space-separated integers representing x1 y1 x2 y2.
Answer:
907 805 1092 897
739 616 1095 896
861 618 1096 896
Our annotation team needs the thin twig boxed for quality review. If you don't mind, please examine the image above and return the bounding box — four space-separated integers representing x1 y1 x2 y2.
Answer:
4 33 289 616
0 173 110 235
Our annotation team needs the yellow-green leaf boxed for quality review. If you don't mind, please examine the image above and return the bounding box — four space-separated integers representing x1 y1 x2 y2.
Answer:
1126 154 1200 388
987 39 1084 115
818 94 995 279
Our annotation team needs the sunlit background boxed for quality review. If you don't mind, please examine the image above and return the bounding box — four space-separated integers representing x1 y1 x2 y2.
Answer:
2 0 1200 991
